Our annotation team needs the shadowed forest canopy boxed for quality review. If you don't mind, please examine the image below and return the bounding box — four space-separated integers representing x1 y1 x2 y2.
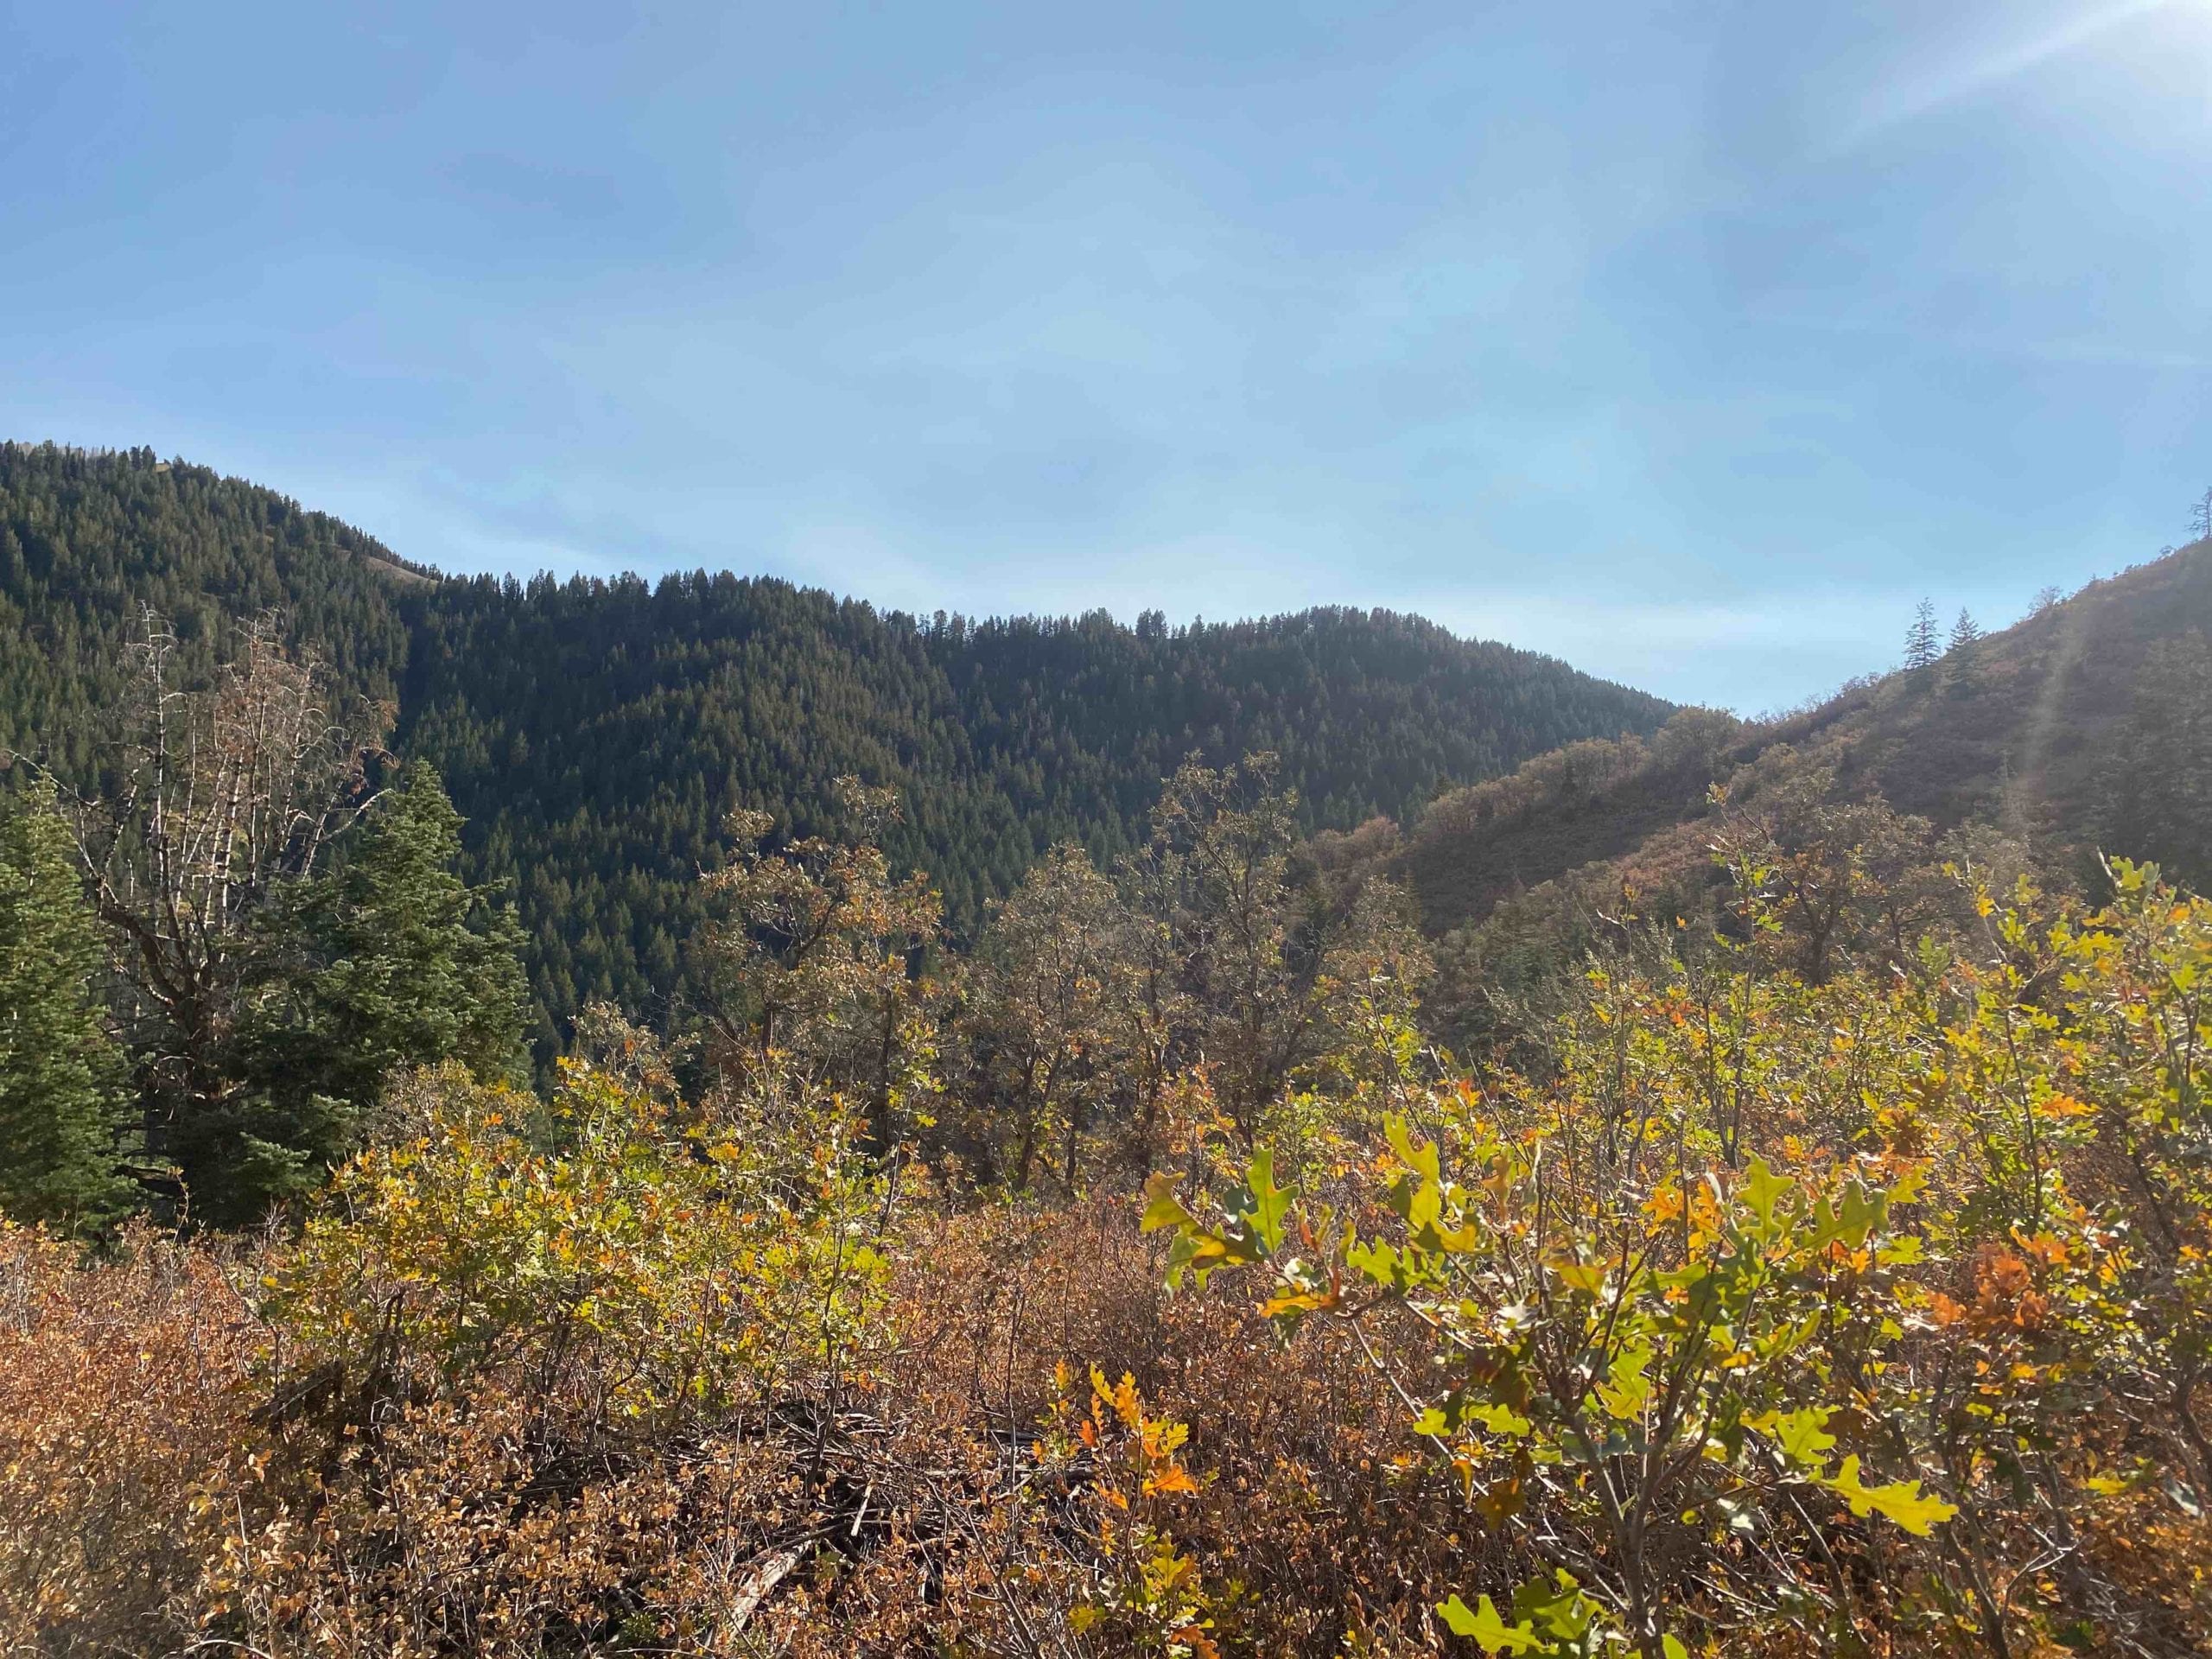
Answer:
0 442 1669 1055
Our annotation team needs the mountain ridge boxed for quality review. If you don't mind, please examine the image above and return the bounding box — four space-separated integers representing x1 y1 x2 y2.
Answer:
0 439 1672 1052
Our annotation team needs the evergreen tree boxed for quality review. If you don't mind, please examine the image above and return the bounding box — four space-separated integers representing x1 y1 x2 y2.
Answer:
208 760 530 1224
1904 600 1940 670
0 779 132 1230
285 759 529 1087
1942 607 1984 697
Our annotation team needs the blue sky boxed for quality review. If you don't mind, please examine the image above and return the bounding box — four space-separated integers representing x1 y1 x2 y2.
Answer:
3 1 2207 709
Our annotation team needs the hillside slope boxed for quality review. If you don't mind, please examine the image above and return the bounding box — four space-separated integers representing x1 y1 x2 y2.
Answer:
0 442 1671 1050
1392 542 2212 970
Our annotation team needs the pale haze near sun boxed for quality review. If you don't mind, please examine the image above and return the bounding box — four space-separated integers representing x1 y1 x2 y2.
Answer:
2 0 2207 710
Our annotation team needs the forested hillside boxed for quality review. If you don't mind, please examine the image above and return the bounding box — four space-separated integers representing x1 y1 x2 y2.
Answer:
0 442 1669 1053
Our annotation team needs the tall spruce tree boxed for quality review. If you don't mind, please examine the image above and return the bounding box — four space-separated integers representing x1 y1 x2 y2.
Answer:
207 761 531 1224
0 780 132 1230
1943 607 1985 696
1904 600 1941 670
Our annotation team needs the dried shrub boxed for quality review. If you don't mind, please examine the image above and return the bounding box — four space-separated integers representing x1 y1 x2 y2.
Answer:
0 1221 252 1656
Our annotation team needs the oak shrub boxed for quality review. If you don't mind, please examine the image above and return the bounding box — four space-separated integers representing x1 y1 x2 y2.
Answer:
3 779 2212 1656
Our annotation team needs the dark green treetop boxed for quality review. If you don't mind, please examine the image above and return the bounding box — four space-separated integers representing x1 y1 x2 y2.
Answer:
200 760 531 1225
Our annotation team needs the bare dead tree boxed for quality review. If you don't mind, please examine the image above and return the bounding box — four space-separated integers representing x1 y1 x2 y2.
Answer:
5 608 390 1159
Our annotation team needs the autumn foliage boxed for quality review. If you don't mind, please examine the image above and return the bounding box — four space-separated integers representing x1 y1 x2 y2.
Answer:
4 767 2212 1656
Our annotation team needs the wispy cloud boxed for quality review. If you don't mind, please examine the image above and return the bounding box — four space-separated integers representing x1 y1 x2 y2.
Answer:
1832 0 2179 149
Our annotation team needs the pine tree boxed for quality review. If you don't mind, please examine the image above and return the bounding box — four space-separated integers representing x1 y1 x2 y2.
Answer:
1943 608 1986 697
208 761 531 1224
0 780 132 1230
1904 600 1940 671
